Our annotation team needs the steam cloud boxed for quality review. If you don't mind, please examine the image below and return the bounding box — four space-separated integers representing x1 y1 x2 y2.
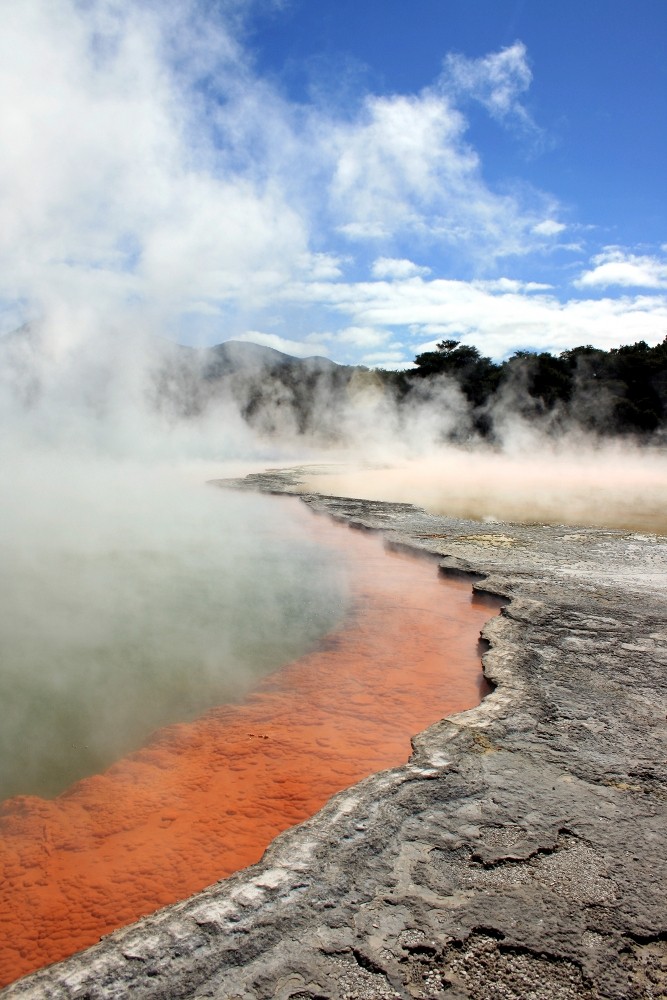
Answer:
1 1 666 804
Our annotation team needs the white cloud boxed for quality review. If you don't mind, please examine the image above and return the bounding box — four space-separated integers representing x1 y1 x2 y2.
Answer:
304 331 333 345
533 220 566 236
0 5 658 372
284 275 667 360
233 331 330 358
575 247 667 289
360 350 412 368
474 278 553 293
299 253 347 280
440 42 536 132
337 326 391 348
329 91 468 237
336 222 390 241
371 258 431 279
326 87 556 259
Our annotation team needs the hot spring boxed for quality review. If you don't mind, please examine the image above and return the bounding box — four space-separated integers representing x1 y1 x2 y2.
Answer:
0 464 499 986
0 466 349 800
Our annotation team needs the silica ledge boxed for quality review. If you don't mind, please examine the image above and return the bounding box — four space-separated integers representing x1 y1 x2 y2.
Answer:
4 467 666 1000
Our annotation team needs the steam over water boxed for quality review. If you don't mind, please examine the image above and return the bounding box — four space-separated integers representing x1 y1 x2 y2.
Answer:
302 446 667 536
0 465 347 800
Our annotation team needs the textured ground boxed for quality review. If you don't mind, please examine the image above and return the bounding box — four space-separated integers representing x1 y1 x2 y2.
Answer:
4 466 666 1000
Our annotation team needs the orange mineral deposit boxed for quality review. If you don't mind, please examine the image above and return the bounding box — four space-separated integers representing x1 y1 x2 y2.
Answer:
0 502 500 987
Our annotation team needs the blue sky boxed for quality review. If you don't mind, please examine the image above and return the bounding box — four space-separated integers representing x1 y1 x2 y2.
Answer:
0 0 665 366
250 0 665 245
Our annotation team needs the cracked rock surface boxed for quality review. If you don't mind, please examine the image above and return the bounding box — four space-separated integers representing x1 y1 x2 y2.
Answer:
4 467 667 999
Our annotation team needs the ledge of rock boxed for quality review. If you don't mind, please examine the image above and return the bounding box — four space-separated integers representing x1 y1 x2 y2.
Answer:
4 468 666 999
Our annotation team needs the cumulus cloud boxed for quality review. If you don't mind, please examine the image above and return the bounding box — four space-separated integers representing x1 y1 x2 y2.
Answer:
326 87 556 259
0 3 565 354
0 4 658 371
287 274 667 361
575 247 667 290
328 91 470 236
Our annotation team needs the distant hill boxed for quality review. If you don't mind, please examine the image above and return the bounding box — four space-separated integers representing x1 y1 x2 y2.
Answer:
146 337 355 436
0 327 351 433
197 340 340 379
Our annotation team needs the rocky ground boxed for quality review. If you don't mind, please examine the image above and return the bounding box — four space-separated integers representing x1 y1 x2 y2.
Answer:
4 466 666 1000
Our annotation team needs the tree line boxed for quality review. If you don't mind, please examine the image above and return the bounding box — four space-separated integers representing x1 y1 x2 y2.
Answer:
385 336 667 439
192 335 667 443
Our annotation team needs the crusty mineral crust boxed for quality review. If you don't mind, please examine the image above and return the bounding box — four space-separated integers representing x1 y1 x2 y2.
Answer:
4 468 666 999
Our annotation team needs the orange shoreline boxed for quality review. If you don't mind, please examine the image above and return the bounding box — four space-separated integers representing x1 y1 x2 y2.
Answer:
0 505 498 987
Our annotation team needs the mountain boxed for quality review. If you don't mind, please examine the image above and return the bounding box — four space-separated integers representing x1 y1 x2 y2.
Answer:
0 325 351 432
195 339 340 380
144 337 352 434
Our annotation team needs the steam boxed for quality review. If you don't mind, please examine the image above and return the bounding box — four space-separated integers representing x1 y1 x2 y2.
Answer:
0 449 349 800
0 331 348 801
300 442 667 536
297 371 667 535
227 362 667 538
1 0 665 807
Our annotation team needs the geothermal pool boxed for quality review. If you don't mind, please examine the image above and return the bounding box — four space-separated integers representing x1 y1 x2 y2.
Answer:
0 493 499 987
0 485 348 800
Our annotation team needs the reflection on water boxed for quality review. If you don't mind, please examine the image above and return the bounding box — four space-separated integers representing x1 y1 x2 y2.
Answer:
0 486 347 799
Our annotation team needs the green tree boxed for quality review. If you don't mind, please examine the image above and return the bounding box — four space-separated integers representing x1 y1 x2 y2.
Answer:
412 340 500 408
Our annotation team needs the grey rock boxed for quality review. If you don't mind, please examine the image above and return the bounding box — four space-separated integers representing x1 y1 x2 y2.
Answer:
4 467 666 1000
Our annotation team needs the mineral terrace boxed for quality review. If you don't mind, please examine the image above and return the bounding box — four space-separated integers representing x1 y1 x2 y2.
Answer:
4 466 666 1000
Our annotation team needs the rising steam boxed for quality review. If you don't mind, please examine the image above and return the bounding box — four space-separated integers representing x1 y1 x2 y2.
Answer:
1 0 665 806
0 323 351 800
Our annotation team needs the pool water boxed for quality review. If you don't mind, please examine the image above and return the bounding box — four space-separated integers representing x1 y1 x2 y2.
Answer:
0 486 348 799
0 495 501 987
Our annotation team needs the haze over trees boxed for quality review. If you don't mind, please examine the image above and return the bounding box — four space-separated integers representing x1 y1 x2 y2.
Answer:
2 325 666 447
406 337 667 439
161 334 667 443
